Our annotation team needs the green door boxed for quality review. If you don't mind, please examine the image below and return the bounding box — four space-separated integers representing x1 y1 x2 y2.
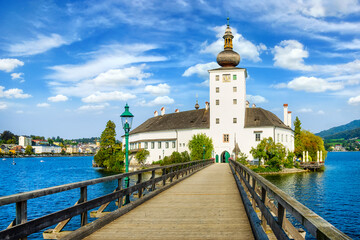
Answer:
225 151 230 163
216 155 219 163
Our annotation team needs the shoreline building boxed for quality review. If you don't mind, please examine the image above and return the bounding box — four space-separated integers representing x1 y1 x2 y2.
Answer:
127 21 294 164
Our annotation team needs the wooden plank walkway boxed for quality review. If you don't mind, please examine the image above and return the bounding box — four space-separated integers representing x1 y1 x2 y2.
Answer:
84 164 254 240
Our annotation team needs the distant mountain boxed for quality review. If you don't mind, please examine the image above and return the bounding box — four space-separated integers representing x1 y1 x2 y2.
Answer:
317 120 360 139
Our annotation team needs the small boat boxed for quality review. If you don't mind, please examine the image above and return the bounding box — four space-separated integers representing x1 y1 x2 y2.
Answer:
2 158 5 161
40 160 45 163
12 160 16 165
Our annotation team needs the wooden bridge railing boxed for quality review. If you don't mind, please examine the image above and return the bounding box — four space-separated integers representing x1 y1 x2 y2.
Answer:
0 159 214 240
229 159 351 240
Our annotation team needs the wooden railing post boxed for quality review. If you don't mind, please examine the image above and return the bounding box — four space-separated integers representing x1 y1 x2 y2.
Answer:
261 187 267 231
137 173 142 198
278 203 286 229
80 186 87 226
117 178 123 208
170 167 173 183
151 170 156 191
252 177 256 209
16 200 27 240
162 168 166 186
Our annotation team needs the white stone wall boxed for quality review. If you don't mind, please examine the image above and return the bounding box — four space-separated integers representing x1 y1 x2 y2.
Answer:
33 146 61 154
209 68 247 160
19 136 32 147
126 128 210 164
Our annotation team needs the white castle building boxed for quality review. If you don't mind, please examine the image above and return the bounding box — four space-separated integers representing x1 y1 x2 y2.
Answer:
127 22 294 164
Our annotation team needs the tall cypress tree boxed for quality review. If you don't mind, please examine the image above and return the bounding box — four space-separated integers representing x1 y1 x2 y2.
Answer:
94 120 117 168
294 116 302 156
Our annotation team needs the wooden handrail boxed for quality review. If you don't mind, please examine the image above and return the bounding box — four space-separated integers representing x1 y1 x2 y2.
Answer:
0 159 214 240
229 159 351 240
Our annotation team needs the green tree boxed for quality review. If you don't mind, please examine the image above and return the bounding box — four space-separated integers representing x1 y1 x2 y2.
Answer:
188 133 214 160
294 116 302 156
25 145 33 155
250 137 286 169
94 120 123 171
135 149 150 166
297 130 327 161
235 151 248 165
0 131 17 144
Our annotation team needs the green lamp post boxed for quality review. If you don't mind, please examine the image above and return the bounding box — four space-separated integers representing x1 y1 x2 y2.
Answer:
202 144 206 160
120 103 134 205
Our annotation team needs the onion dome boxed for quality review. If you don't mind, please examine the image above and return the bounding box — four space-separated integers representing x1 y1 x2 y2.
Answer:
216 18 240 67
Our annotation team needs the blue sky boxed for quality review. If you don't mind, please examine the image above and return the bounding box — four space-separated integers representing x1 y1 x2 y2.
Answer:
1 0 360 139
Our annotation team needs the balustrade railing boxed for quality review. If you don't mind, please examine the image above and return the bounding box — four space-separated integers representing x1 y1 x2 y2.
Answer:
0 159 213 239
229 159 351 240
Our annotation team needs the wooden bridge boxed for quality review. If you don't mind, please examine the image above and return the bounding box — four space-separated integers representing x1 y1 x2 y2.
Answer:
0 159 351 240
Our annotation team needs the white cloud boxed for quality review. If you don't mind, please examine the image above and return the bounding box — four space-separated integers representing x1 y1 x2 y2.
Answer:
200 25 264 62
37 103 50 108
0 86 31 99
0 102 7 110
78 103 109 111
139 96 174 107
229 1 360 35
144 83 170 96
8 34 67 56
47 44 165 82
11 72 24 80
273 40 312 71
246 94 267 104
335 39 360 50
298 108 313 113
348 95 360 105
48 94 69 102
317 110 325 115
183 62 218 78
16 110 24 114
275 76 344 92
53 65 152 98
81 91 136 103
0 59 24 72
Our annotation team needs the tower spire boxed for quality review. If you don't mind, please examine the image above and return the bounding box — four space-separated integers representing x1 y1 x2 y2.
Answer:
216 17 240 67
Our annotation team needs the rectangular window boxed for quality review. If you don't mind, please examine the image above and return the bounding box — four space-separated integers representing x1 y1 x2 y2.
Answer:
233 75 237 80
216 118 220 124
158 141 161 149
233 87 237 92
223 134 229 143
172 141 176 148
166 142 169 148
286 135 288 142
215 75 219 81
151 142 155 149
216 87 219 93
233 118 237 123
216 99 219 105
233 99 237 104
222 74 231 82
255 133 261 141
277 134 280 142
145 142 148 149
281 134 283 142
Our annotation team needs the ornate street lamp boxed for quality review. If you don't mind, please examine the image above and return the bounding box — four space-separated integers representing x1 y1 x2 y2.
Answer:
120 103 134 204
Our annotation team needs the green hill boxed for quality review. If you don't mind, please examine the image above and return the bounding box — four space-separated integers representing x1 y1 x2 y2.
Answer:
321 127 360 140
317 120 360 139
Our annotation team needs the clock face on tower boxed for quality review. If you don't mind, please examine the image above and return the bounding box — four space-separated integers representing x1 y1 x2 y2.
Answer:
222 74 231 82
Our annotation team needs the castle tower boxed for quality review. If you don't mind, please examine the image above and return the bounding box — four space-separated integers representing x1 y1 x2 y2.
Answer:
209 18 247 163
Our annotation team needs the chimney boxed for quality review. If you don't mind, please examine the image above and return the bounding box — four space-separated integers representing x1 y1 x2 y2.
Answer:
161 107 165 116
283 104 288 126
175 109 179 113
205 102 209 110
287 111 292 128
154 111 158 117
246 100 250 108
252 103 256 108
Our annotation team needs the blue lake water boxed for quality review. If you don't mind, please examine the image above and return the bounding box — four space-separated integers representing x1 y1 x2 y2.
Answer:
0 153 359 239
264 152 360 239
